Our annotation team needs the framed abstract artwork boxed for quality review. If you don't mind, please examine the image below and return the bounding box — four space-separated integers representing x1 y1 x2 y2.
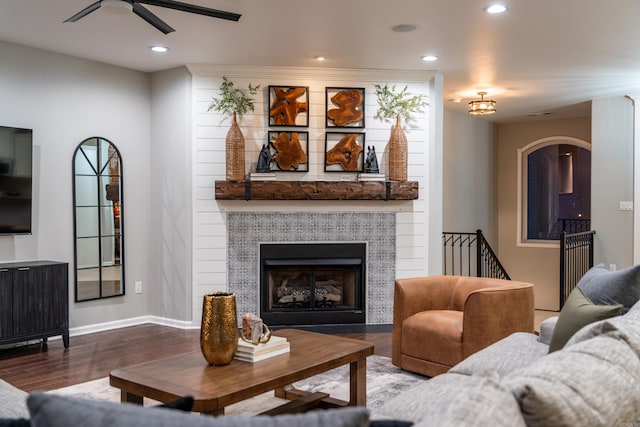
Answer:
266 131 309 172
324 132 365 172
326 87 365 128
268 86 309 127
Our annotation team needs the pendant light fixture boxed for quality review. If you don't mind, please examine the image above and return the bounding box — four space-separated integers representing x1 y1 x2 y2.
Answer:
468 92 497 115
100 0 133 14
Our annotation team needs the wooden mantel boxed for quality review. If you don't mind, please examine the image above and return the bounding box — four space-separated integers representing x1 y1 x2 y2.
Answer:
215 180 419 201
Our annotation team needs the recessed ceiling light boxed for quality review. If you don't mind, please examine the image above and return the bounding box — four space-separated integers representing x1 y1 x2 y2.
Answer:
314 55 326 61
485 3 508 14
391 24 417 33
149 45 169 53
421 55 438 62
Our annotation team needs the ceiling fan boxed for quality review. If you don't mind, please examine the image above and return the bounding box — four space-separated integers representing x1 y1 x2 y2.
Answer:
64 0 241 34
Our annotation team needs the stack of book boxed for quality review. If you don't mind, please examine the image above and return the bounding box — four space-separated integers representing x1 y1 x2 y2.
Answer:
250 172 277 181
235 335 290 362
358 173 386 181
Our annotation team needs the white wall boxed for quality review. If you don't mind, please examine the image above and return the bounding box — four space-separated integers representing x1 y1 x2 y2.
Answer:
428 74 444 274
187 65 441 323
149 67 193 322
591 97 635 268
443 109 497 244
0 41 151 327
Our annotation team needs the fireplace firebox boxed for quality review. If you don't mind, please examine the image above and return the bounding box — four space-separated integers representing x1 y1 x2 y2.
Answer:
260 243 366 326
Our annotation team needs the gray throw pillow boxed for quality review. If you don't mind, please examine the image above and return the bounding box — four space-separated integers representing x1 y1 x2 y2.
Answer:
548 287 621 352
27 393 370 427
578 263 640 313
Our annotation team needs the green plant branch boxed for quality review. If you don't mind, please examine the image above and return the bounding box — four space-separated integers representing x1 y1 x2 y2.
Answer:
373 83 427 123
208 76 260 119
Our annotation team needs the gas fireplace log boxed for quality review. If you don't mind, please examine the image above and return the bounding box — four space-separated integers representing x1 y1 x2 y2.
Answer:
315 293 341 303
276 287 342 305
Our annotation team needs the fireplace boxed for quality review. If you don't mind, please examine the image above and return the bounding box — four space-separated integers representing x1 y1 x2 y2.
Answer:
260 243 366 326
227 212 396 325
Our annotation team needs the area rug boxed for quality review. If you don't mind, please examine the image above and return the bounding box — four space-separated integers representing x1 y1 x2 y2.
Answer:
49 355 424 415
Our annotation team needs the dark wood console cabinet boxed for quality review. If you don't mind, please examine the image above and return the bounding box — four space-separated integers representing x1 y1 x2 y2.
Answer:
0 261 69 348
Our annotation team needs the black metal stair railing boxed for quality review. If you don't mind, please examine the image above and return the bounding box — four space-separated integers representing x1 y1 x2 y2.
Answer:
558 218 591 235
444 228 596 308
442 230 510 280
559 230 595 308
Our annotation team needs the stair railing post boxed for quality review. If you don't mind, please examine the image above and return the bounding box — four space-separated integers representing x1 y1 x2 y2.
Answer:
476 229 483 277
559 231 567 308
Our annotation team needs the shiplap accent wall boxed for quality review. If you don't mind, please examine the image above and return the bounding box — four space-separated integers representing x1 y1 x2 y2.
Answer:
187 65 437 324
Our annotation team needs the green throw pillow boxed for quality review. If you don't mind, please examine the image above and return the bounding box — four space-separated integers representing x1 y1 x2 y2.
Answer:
548 287 622 352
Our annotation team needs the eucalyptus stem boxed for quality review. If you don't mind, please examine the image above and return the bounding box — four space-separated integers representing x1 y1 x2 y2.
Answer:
373 83 427 124
208 76 260 120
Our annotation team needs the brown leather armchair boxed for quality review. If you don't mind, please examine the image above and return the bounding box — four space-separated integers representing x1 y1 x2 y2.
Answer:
392 275 534 377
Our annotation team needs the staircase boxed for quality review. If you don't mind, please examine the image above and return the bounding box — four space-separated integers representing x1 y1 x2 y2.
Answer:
442 230 510 280
443 229 596 309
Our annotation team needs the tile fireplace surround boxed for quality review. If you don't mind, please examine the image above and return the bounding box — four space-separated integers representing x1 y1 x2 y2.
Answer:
227 212 396 324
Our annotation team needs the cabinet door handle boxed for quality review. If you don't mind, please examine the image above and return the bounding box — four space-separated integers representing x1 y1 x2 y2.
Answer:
17 267 30 271
0 269 8 272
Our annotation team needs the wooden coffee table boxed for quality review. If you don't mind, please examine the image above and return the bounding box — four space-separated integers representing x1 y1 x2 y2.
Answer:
109 328 374 415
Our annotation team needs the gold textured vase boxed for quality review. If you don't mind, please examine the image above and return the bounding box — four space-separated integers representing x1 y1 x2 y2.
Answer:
387 114 408 181
225 112 246 181
200 292 238 365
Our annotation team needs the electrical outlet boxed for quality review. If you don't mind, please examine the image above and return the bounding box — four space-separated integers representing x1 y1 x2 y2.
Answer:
135 281 142 294
619 201 633 211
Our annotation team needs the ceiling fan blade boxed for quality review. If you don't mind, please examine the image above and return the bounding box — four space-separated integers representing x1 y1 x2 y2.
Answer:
132 2 175 34
63 1 102 22
137 0 241 22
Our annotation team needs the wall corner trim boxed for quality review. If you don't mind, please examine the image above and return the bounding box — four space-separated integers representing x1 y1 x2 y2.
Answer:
67 316 199 338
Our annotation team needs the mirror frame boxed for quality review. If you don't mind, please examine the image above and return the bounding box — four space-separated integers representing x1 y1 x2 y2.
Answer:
72 137 125 302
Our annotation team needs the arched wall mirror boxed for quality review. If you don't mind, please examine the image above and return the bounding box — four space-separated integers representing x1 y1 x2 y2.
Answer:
72 137 124 301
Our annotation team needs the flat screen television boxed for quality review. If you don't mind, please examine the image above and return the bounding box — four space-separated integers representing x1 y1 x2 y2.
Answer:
0 125 33 235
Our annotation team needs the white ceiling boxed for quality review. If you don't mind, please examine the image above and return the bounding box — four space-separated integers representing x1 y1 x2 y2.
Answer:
1 0 639 123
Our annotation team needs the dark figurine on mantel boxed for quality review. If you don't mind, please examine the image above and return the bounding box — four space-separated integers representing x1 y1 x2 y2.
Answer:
364 146 379 173
256 143 275 173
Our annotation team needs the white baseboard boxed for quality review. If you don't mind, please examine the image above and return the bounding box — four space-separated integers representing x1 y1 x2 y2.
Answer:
69 316 199 337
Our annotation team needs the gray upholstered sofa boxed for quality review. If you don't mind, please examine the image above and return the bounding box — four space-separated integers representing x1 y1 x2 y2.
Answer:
372 297 640 426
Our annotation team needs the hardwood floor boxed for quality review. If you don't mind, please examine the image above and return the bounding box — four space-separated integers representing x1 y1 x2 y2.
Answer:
0 310 554 392
0 324 392 392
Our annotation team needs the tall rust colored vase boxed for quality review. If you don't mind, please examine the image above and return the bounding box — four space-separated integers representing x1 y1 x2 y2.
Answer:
200 292 238 365
387 115 408 181
226 112 246 181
